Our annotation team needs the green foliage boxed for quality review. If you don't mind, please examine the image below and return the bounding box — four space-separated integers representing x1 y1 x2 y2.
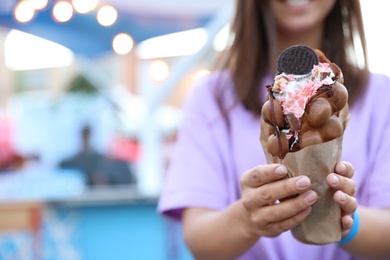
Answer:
67 75 98 94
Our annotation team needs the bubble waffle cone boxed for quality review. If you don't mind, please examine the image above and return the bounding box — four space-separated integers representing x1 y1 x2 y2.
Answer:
260 45 350 244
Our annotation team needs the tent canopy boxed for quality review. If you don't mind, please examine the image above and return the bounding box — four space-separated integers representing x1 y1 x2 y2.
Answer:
0 0 226 57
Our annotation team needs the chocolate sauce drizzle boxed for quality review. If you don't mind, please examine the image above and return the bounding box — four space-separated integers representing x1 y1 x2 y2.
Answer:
266 87 284 159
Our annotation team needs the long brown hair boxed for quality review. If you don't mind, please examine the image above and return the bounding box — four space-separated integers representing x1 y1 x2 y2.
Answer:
216 0 369 116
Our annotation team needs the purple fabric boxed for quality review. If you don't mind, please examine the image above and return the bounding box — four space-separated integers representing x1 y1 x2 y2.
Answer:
158 71 390 260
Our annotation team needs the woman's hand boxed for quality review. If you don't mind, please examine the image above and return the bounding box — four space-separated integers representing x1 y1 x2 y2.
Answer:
239 164 318 238
326 161 357 236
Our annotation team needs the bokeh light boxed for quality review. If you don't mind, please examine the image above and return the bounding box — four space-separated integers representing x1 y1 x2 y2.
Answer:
53 1 74 22
112 33 134 55
14 1 35 23
97 5 118 27
72 0 99 14
31 0 49 10
148 60 169 82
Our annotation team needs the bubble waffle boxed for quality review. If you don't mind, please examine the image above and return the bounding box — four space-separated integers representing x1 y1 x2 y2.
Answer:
262 45 348 159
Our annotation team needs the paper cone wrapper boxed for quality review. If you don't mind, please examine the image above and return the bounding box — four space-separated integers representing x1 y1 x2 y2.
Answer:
260 105 350 245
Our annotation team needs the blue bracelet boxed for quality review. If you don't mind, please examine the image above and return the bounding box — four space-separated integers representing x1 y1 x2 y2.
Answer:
338 211 360 246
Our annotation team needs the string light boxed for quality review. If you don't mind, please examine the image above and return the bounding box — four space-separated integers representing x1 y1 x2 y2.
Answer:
72 0 98 14
112 33 134 55
97 5 118 27
52 1 74 23
31 0 49 10
13 0 128 57
14 1 35 23
149 60 169 82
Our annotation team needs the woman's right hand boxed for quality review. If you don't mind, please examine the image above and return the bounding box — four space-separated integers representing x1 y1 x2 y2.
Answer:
240 164 318 238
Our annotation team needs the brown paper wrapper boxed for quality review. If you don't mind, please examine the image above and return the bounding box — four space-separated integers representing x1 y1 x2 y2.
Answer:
260 105 350 245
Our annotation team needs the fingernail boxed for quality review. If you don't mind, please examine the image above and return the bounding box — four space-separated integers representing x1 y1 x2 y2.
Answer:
340 163 347 172
348 216 354 228
275 166 287 177
332 175 340 185
296 176 310 189
303 207 312 215
339 192 347 203
304 191 317 204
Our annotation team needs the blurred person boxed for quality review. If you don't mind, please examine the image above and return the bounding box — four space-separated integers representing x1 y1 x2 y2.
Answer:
59 125 136 186
158 0 390 259
93 135 138 186
59 125 104 186
95 155 136 186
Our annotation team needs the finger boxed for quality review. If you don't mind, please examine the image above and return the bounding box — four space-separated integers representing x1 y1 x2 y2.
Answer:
257 207 313 238
341 214 354 232
245 176 313 207
335 161 354 178
333 190 357 215
327 173 356 196
251 190 318 224
241 164 287 188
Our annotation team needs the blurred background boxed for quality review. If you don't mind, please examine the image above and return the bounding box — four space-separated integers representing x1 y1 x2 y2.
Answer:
0 0 387 259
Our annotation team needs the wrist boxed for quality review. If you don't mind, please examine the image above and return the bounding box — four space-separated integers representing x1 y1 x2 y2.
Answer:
338 210 360 246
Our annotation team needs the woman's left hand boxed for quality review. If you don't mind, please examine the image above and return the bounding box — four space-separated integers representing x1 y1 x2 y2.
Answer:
326 161 357 236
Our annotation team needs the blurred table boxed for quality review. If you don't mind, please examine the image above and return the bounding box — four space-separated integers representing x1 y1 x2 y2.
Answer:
0 201 43 259
0 185 192 260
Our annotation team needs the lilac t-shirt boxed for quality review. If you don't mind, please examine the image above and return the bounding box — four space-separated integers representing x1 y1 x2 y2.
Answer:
158 72 390 260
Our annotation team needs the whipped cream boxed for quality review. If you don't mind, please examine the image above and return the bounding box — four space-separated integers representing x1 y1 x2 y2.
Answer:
272 62 335 119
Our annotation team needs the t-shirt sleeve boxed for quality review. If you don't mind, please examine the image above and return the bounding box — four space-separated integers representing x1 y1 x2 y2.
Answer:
157 75 231 221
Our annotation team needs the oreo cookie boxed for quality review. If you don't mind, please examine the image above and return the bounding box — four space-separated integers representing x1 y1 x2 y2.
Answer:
277 45 319 75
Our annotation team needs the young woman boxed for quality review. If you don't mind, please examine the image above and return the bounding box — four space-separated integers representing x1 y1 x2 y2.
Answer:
158 0 390 259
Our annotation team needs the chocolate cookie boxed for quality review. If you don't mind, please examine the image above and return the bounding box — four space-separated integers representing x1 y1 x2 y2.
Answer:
277 45 319 75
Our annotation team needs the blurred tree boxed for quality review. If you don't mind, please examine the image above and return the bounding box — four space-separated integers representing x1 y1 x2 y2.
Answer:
67 75 98 95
